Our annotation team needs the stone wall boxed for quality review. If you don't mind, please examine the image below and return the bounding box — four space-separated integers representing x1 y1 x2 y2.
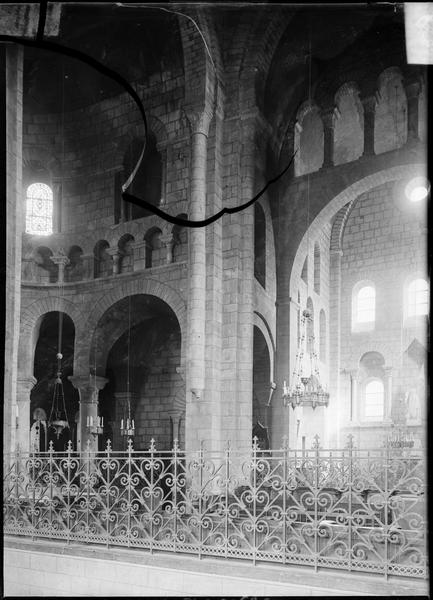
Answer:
336 181 427 447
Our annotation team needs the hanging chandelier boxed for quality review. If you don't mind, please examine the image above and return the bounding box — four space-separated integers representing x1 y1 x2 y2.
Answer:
283 308 330 410
120 294 135 439
48 350 70 439
48 252 70 441
386 426 414 449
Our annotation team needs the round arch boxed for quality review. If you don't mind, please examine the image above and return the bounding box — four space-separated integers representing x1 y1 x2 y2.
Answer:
77 278 187 375
253 311 275 384
19 297 85 376
289 163 425 296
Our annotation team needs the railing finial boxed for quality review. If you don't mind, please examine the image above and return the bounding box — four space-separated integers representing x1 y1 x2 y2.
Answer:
312 434 321 450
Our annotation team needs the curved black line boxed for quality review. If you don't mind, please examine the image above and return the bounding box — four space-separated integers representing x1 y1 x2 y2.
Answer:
0 34 148 150
36 0 48 41
2 8 295 229
123 152 295 228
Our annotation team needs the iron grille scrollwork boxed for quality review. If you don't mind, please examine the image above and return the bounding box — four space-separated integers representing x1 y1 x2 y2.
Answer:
3 436 427 578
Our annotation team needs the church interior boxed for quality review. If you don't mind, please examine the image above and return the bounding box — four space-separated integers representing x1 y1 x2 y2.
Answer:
3 2 429 594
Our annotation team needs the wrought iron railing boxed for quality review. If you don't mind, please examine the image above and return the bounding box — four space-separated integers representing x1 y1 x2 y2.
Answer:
3 436 427 579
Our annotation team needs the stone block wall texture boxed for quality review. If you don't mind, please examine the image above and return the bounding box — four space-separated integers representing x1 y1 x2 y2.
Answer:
337 181 427 447
11 7 426 456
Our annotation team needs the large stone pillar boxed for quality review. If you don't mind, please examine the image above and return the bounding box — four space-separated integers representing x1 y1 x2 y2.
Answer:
184 109 213 453
4 45 24 455
69 375 108 452
16 376 37 453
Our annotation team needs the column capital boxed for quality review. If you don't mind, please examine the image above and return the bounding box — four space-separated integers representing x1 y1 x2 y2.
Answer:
359 93 377 112
106 247 122 258
160 233 174 246
185 108 213 136
50 249 70 268
330 248 344 257
320 105 338 127
69 374 108 394
17 375 37 393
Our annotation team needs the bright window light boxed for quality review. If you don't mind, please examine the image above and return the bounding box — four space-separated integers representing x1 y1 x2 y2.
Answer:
356 286 375 323
365 379 384 419
408 278 429 316
410 186 428 202
26 183 53 236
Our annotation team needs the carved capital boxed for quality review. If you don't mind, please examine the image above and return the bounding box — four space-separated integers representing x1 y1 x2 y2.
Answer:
185 108 213 136
360 94 377 113
69 374 108 402
320 106 338 128
17 376 37 395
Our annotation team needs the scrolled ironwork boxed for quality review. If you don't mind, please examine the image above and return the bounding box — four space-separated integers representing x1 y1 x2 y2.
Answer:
3 436 427 579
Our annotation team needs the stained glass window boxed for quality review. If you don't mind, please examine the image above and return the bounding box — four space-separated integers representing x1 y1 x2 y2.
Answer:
25 183 53 235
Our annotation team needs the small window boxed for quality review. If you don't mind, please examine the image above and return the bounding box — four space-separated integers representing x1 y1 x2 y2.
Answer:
364 379 384 420
354 285 375 326
407 278 428 317
25 183 53 235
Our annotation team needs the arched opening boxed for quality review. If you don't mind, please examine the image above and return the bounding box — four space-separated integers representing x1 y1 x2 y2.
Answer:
94 240 112 278
144 227 163 268
254 203 266 287
30 312 78 451
66 245 84 282
374 67 407 154
294 106 324 176
34 246 57 283
118 234 135 274
94 295 184 451
358 351 386 422
301 255 308 284
122 134 162 220
252 326 271 449
334 83 364 165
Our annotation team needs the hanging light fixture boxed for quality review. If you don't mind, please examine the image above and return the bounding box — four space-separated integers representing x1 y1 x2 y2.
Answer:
48 327 70 440
120 295 135 439
386 426 414 449
283 308 329 410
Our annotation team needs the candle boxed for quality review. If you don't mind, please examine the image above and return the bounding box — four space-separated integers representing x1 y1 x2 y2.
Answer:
101 417 104 427
86 416 89 427
121 419 124 429
132 419 135 429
